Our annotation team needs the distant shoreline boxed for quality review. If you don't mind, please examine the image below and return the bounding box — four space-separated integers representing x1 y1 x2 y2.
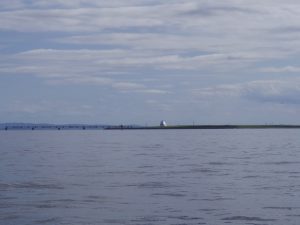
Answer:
105 125 300 130
2 124 300 130
0 124 106 130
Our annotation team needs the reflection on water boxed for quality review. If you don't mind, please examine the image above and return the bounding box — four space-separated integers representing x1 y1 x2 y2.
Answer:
1 129 300 224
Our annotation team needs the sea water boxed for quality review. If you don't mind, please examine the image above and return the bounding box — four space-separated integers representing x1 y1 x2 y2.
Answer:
1 129 300 225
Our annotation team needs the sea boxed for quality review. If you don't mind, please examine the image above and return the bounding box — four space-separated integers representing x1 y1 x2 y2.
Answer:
1 129 300 225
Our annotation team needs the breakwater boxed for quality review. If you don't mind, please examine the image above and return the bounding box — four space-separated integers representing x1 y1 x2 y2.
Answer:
2 124 300 130
105 125 300 130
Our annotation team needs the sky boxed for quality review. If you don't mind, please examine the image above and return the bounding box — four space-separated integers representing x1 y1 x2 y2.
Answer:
1 0 300 125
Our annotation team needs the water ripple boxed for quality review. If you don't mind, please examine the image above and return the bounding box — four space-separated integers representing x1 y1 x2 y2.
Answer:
0 182 64 190
1 129 300 225
221 216 276 222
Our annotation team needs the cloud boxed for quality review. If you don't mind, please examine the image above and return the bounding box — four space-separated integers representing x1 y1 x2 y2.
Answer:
111 82 170 94
2 1 300 77
193 79 300 105
261 66 300 73
46 77 114 85
28 0 165 9
0 48 261 81
112 82 145 90
243 80 300 104
138 89 169 94
179 4 259 17
0 5 167 32
0 0 26 10
5 100 94 117
2 1 300 123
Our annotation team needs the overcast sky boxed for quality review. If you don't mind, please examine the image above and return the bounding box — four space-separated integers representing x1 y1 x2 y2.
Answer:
1 0 300 125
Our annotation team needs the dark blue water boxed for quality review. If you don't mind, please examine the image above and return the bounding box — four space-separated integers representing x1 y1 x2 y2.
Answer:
1 130 300 225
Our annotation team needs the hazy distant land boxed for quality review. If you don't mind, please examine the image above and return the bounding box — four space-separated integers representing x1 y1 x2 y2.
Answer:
0 123 108 130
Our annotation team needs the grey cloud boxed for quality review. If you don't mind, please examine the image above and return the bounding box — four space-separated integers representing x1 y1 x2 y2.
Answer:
243 81 300 104
1 49 135 97
3 0 300 123
1 0 300 59
0 0 26 10
48 78 170 95
179 5 259 17
271 26 300 34
261 66 300 73
6 100 94 117
0 6 165 32
193 79 300 105
2 0 300 103
29 0 166 9
1 48 264 81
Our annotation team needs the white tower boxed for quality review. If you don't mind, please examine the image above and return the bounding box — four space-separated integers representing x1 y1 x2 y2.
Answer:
160 120 167 127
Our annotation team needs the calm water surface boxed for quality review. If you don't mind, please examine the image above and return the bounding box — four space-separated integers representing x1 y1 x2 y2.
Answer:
1 130 300 225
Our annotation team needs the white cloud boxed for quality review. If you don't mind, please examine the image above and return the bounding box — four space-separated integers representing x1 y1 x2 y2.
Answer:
46 77 114 85
112 82 145 90
138 89 170 94
111 82 170 94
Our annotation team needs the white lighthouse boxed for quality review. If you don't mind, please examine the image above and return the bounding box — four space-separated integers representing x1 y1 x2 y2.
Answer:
160 120 167 127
